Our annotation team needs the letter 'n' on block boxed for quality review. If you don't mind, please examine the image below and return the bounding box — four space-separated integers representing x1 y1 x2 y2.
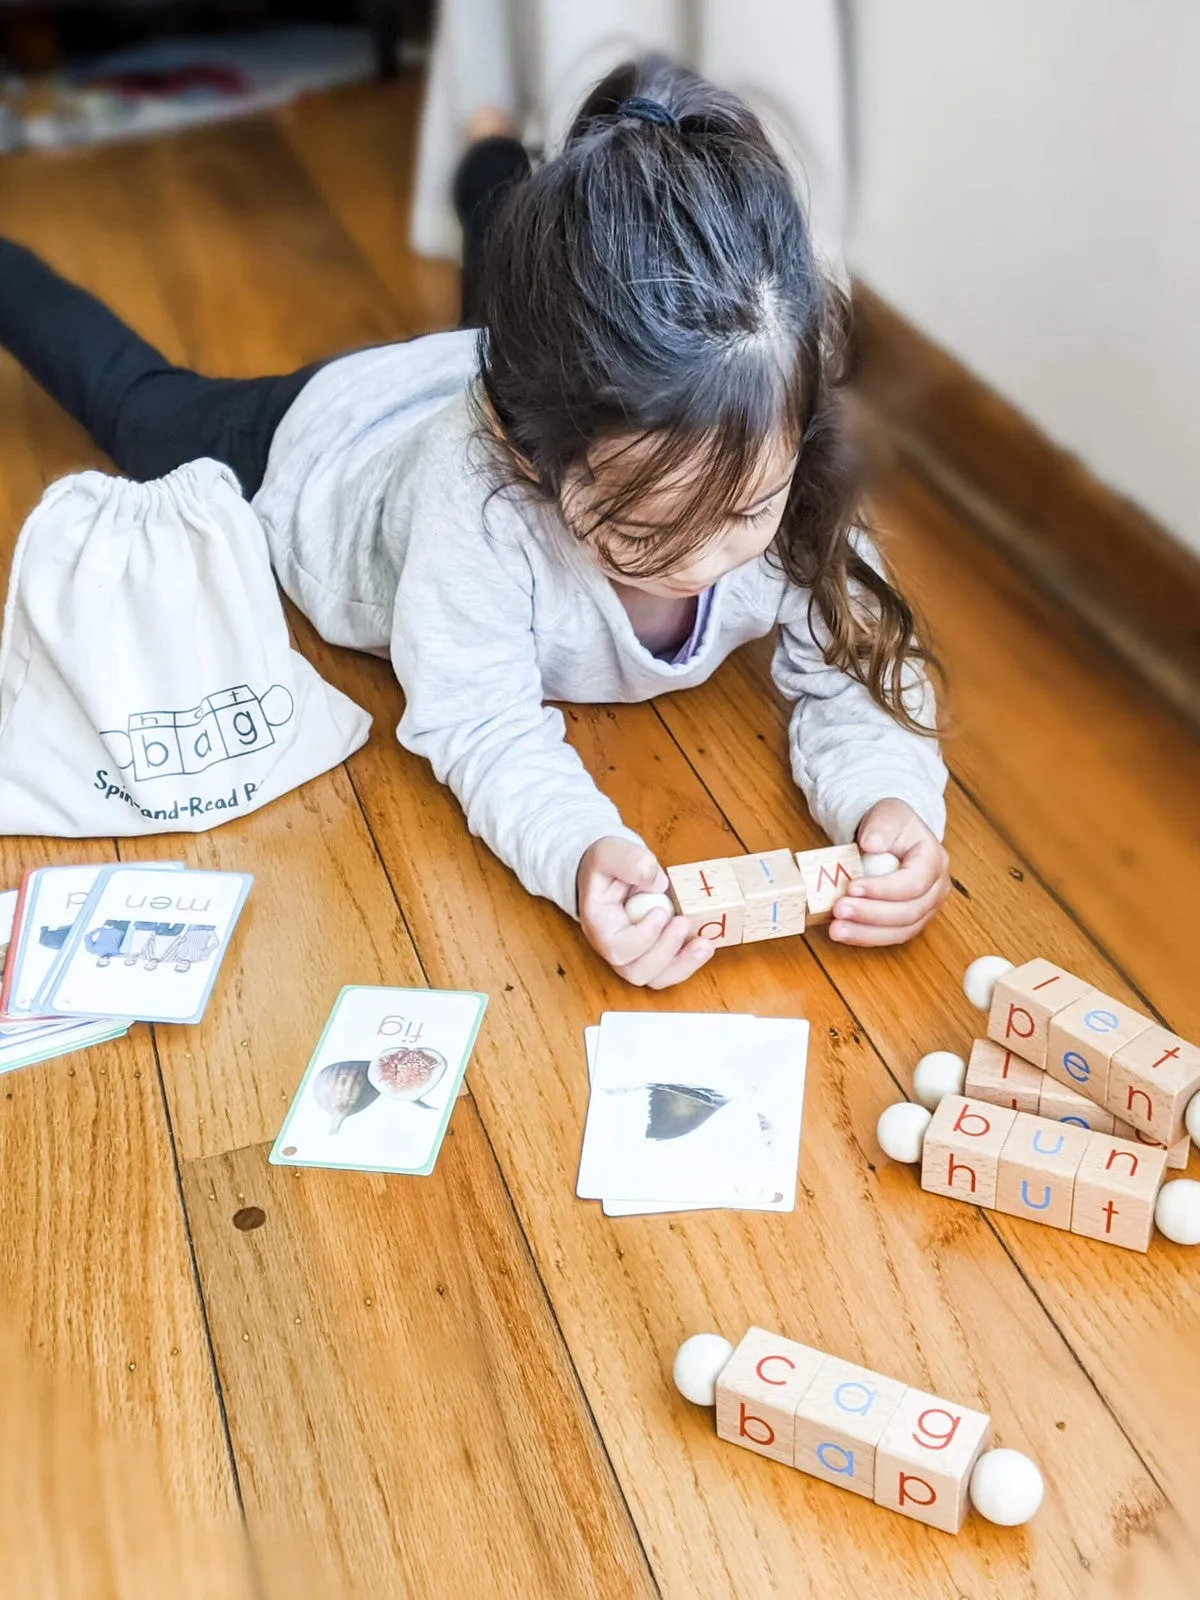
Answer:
874 1387 992 1533
729 849 807 943
964 1038 1043 1114
715 1327 827 1466
921 1095 1018 1210
995 1112 1090 1230
1070 1133 1168 1253
666 858 745 948
794 844 864 926
987 958 1093 1070
1107 1026 1200 1146
792 1357 907 1499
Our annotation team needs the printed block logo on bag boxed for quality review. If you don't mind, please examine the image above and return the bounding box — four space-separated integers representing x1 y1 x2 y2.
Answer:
102 683 295 781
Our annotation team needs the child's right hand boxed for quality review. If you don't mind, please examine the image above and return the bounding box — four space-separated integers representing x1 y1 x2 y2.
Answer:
577 837 714 989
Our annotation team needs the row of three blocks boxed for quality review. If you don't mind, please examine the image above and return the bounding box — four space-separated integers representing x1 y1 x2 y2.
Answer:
663 844 870 947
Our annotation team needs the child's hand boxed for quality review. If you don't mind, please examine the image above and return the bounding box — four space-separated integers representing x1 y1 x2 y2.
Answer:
577 837 714 988
829 799 950 946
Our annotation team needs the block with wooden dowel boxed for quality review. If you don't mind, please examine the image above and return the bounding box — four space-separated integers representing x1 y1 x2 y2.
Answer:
794 843 864 925
1045 990 1153 1109
873 1385 993 1534
963 1038 1043 1114
665 857 745 948
986 958 1092 1070
728 849 807 944
791 1356 907 1499
714 1326 827 1466
920 1094 1018 1209
1070 1133 1169 1252
994 1113 1090 1231
1107 1026 1200 1146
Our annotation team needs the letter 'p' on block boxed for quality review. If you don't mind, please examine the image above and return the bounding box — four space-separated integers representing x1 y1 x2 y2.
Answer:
921 1095 1018 1210
715 1327 827 1466
987 958 1093 1070
666 858 746 948
874 1386 992 1533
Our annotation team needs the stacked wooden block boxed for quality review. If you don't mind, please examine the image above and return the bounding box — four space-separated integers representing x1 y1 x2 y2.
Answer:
666 844 863 947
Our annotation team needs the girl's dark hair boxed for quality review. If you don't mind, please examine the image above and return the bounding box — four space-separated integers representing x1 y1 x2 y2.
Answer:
475 56 935 732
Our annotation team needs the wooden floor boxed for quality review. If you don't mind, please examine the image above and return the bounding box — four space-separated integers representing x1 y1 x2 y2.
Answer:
0 76 1197 1600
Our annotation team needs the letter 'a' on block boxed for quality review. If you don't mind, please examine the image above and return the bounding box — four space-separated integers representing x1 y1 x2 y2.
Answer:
728 849 807 944
994 1112 1090 1230
987 958 1093 1070
1070 1132 1169 1253
874 1386 992 1533
794 844 864 926
715 1326 827 1466
1046 990 1153 1108
665 858 746 948
1107 1026 1200 1147
964 1039 1043 1115
792 1356 907 1499
921 1095 1018 1210
1037 1076 1115 1135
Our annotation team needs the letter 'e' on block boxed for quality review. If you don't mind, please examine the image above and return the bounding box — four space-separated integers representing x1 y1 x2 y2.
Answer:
921 1095 1018 1210
1107 1026 1200 1146
987 958 1093 1070
1070 1132 1169 1253
1045 990 1153 1108
715 1326 827 1466
666 858 746 948
964 1038 1043 1114
1037 1076 1115 1134
792 1357 908 1499
995 1112 1090 1230
874 1386 992 1533
794 844 864 926
729 849 807 944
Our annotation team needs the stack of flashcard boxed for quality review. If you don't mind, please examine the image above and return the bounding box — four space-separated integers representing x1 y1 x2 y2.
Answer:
577 1012 809 1216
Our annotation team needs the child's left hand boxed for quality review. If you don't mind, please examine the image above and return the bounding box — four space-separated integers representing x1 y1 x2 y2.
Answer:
829 798 950 946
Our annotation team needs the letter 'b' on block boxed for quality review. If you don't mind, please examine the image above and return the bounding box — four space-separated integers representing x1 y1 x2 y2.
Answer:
715 1327 827 1466
987 958 1093 1070
921 1095 1018 1210
874 1386 992 1533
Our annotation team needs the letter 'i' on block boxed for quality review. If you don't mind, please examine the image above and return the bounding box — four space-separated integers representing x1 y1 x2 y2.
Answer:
665 859 746 948
729 849 807 944
794 844 864 926
715 1326 827 1466
964 1039 1043 1114
874 1387 992 1533
1070 1133 1169 1252
792 1357 908 1499
1113 1120 1190 1171
1037 1076 1115 1134
1107 1026 1200 1146
1045 990 1153 1108
994 1112 1090 1230
987 959 1093 1070
921 1095 1018 1209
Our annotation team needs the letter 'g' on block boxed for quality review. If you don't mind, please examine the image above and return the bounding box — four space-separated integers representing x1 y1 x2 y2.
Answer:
666 858 746 948
921 1095 1018 1210
792 1356 908 1499
715 1327 827 1466
987 959 1093 1070
873 1386 992 1533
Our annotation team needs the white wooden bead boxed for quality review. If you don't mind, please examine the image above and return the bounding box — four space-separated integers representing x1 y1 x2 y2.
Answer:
624 891 674 923
861 851 902 877
876 1101 932 1164
912 1051 967 1110
1153 1180 1200 1246
968 1449 1044 1526
963 955 1015 1011
672 1334 734 1406
1186 1089 1200 1149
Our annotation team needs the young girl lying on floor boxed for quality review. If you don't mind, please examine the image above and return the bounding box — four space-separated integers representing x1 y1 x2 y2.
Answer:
0 56 948 989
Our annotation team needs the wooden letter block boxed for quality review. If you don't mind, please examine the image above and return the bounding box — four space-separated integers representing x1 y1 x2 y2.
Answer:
793 1357 908 1499
1107 1026 1200 1146
1070 1132 1169 1252
1045 990 1153 1107
920 1095 1018 1210
729 849 807 944
873 1387 992 1533
794 844 864 926
715 1326 827 1466
666 858 745 948
987 958 1092 1069
1112 1120 1190 1170
994 1112 1090 1230
964 1038 1043 1114
1037 1076 1115 1134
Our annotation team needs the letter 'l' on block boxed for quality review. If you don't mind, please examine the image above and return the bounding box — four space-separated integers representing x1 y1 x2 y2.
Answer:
715 1327 827 1466
921 1095 1018 1210
873 1386 992 1533
794 844 864 926
666 858 745 948
1107 1026 1200 1146
995 1112 1090 1230
987 959 1093 1070
729 849 807 943
964 1038 1043 1114
1070 1132 1168 1252
792 1356 908 1499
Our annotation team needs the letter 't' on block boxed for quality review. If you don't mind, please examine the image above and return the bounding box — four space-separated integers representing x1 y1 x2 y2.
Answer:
728 849 807 943
715 1327 827 1466
1070 1133 1169 1252
987 959 1093 1069
792 1357 908 1499
1107 1026 1200 1146
1045 990 1153 1107
873 1387 992 1533
794 844 864 926
1037 1076 1115 1134
666 858 746 948
994 1112 1090 1230
964 1039 1043 1114
921 1095 1018 1210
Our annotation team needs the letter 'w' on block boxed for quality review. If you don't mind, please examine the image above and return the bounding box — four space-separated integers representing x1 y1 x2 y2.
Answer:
920 1095 1018 1210
794 844 864 926
665 858 746 948
1107 1026 1200 1146
715 1327 828 1466
994 1112 1090 1231
986 958 1093 1070
1070 1132 1168 1253
792 1357 908 1499
1046 990 1153 1109
964 1038 1043 1114
873 1387 992 1533
729 849 807 943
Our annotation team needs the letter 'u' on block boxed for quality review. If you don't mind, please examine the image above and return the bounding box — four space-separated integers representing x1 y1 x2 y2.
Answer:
921 1095 1018 1210
994 1112 1090 1230
1045 989 1152 1109
794 844 863 926
964 1038 1043 1114
987 958 1093 1070
1107 1026 1200 1146
715 1327 827 1466
792 1356 908 1499
666 858 746 948
873 1386 992 1533
1070 1133 1168 1253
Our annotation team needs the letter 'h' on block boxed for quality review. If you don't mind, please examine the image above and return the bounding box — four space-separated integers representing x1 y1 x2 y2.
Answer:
921 1095 1018 1209
666 858 745 948
715 1327 827 1465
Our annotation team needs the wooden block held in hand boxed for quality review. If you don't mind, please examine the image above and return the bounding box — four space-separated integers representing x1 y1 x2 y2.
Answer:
793 1357 907 1499
666 858 745 948
920 1095 1018 1210
729 849 807 943
1046 990 1153 1107
873 1386 992 1533
987 958 1092 1069
794 844 864 926
1070 1132 1168 1252
1107 1026 1200 1146
964 1039 1043 1114
715 1327 827 1466
1112 1121 1190 1170
994 1112 1090 1230
1038 1076 1115 1134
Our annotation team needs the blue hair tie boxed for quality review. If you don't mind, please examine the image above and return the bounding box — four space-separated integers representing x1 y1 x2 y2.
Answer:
617 96 679 130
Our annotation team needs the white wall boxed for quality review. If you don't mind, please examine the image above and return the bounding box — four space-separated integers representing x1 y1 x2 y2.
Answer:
848 1 1200 554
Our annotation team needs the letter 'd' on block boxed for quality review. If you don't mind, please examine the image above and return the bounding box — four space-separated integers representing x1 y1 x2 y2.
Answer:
715 1327 827 1466
873 1387 992 1533
987 959 1092 1070
921 1095 1018 1210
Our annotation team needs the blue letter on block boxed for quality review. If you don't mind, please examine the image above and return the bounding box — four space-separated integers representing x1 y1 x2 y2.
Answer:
1031 1129 1065 1156
1083 1009 1119 1035
1020 1181 1053 1211
833 1381 878 1417
816 1442 856 1479
1062 1050 1091 1083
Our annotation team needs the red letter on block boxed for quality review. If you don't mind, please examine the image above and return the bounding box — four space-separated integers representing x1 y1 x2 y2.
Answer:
953 1104 993 1139
946 1155 977 1195
1004 1004 1036 1042
913 1408 961 1452
755 1354 796 1387
738 1404 775 1447
898 1474 938 1509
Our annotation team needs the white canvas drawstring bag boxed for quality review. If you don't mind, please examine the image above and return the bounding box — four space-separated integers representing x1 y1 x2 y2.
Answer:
0 458 371 835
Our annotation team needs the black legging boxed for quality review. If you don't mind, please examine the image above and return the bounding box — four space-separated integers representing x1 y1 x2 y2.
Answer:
0 134 531 497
